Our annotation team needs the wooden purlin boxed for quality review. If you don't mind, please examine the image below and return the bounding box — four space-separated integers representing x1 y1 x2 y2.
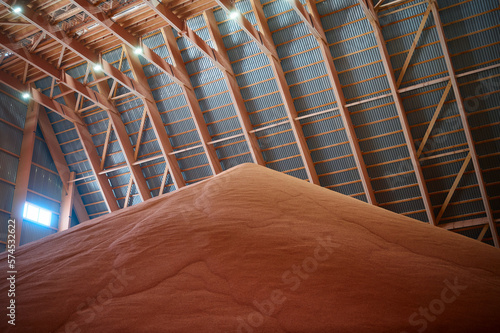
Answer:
202 11 266 166
429 0 499 247
289 0 377 204
358 0 436 225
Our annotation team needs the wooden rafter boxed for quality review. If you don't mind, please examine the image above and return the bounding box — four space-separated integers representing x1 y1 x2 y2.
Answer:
219 0 320 184
155 34 222 176
289 0 377 204
358 0 436 225
122 45 187 189
10 99 40 246
37 108 89 224
58 85 120 213
201 12 266 166
90 66 152 202
430 0 499 247
0 0 151 99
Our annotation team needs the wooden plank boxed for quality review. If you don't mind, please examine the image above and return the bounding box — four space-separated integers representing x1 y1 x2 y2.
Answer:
416 80 452 157
123 177 134 208
396 3 432 87
100 121 113 171
477 224 489 242
59 171 75 231
436 152 472 223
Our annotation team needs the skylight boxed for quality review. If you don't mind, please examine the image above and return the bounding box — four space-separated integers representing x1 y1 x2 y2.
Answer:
23 202 52 227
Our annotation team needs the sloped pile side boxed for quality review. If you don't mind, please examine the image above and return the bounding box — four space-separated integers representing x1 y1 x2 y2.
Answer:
1 163 499 333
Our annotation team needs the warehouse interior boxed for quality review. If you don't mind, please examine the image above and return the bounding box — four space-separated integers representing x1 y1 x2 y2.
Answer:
0 0 499 248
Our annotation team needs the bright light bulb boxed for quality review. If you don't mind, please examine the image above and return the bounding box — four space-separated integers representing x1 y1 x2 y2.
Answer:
229 10 239 19
133 47 142 55
93 64 102 72
22 92 30 99
12 6 22 13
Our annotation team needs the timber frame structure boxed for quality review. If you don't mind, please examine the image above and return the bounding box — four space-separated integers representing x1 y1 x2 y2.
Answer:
0 0 499 247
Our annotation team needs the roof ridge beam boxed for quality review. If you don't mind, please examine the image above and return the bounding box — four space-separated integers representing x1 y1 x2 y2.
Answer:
430 0 499 247
358 0 436 224
290 0 377 204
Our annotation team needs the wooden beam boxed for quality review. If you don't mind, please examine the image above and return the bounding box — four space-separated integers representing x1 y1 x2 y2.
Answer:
38 108 89 223
359 0 436 224
416 80 452 158
142 0 233 73
396 3 432 88
158 33 223 175
228 0 320 184
134 110 148 161
123 177 134 208
67 0 191 88
100 121 113 170
290 0 376 204
122 45 186 189
436 152 472 223
477 224 489 242
90 67 152 202
430 0 499 247
11 99 39 246
159 163 169 195
215 0 278 59
58 85 119 213
59 171 75 231
0 0 151 100
202 11 265 166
